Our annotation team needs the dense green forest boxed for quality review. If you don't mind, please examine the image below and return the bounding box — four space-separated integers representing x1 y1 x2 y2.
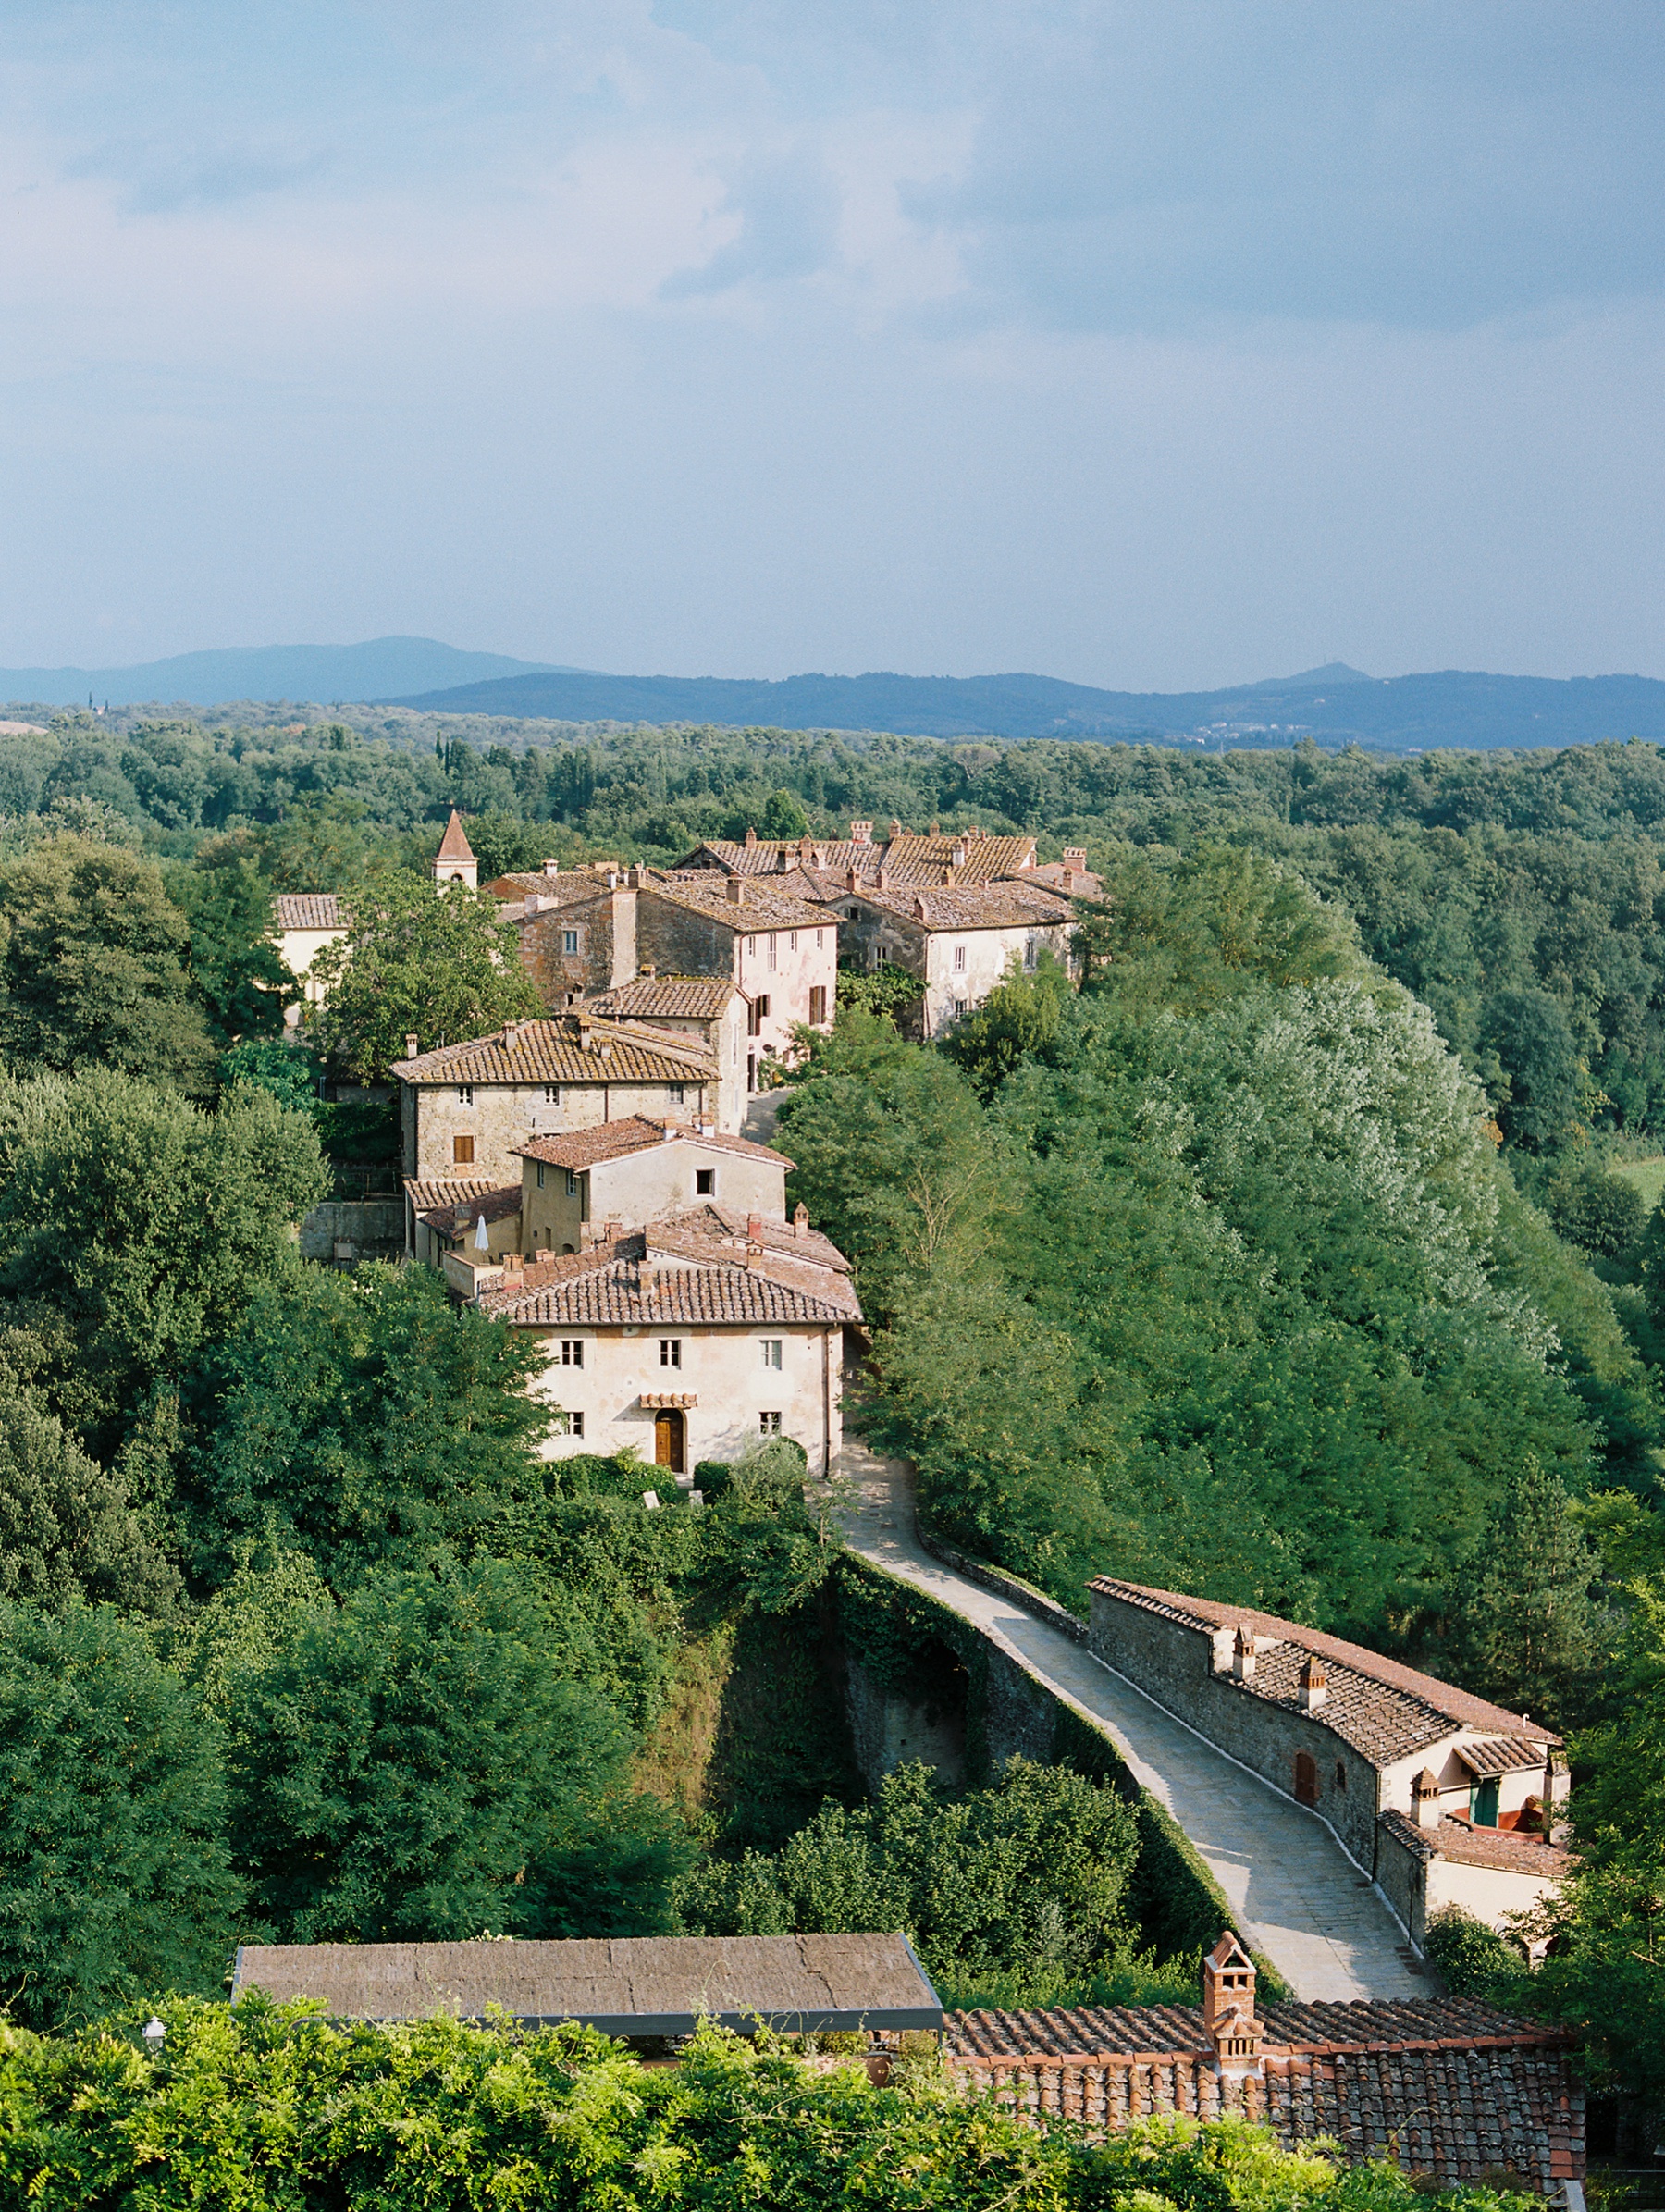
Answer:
2 711 1665 2130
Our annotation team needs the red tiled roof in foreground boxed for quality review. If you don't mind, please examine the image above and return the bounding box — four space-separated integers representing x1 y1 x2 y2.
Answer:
1379 1809 1572 1879
1088 1578 1560 1759
944 2000 1581 2191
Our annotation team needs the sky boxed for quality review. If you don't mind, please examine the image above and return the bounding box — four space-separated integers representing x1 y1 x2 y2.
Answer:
1 1 1662 689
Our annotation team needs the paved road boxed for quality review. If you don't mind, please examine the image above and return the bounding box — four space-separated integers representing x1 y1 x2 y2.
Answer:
830 1436 1426 2003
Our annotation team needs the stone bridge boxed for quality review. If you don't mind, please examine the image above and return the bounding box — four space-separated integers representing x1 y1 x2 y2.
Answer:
832 1439 1426 2004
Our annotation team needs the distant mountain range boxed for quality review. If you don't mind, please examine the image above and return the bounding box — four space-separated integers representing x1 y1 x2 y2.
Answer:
2 638 1662 750
386 661 1665 751
0 636 567 708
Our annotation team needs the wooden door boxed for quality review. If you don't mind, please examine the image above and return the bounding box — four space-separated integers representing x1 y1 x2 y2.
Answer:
1294 1751 1318 1807
654 1409 684 1474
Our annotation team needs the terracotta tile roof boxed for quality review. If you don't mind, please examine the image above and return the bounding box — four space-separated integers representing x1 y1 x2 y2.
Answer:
657 1202 852 1275
1088 1578 1560 1756
436 809 476 862
845 881 1073 931
390 1017 716 1088
500 882 615 921
944 2001 1581 2189
1456 1736 1547 1776
512 1115 792 1173
1379 1809 1571 1878
1027 860 1104 899
642 874 835 933
274 893 345 929
685 831 1038 888
586 976 739 1020
415 1183 523 1233
477 1238 856 1327
647 1210 863 1319
404 1177 499 1212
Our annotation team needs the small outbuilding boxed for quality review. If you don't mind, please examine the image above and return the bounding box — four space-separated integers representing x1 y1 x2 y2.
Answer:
230 1933 942 2041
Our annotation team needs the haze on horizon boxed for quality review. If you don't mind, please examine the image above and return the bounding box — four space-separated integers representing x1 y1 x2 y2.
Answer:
1 2 1661 693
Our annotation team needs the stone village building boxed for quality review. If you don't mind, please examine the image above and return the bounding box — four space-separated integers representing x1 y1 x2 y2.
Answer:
1088 1580 1571 1955
270 893 348 1030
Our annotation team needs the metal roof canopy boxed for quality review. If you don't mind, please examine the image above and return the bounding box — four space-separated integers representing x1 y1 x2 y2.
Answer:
229 1932 944 2038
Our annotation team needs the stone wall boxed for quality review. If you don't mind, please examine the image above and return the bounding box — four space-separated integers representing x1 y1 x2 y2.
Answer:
1087 1588 1382 1872
299 1199 406 1266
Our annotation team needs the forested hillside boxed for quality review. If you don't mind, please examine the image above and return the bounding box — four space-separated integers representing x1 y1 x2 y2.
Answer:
1 711 1664 2107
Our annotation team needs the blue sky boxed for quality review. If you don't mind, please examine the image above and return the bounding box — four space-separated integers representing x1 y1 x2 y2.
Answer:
1 1 1661 686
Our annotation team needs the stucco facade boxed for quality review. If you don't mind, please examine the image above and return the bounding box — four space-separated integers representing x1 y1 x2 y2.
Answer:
271 895 349 1030
636 880 837 1089
832 884 1073 1040
583 978 749 1133
515 1121 789 1255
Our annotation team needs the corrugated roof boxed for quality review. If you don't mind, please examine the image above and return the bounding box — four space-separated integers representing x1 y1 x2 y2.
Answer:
231 1933 941 2036
643 874 832 933
436 809 476 862
1088 1578 1560 1757
391 1017 717 1087
514 1115 792 1172
586 976 738 1019
274 893 346 930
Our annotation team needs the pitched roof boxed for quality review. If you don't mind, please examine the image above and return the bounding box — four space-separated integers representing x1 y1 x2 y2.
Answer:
513 1115 792 1173
844 881 1073 932
1027 859 1104 899
436 809 475 862
1455 1736 1547 1776
642 873 832 933
476 1234 858 1327
656 1202 852 1276
390 1017 717 1087
944 2000 1581 2190
414 1183 524 1233
586 976 739 1020
1379 1809 1572 1878
1088 1578 1560 1761
685 830 1038 889
403 1177 499 1212
231 1933 941 2036
273 893 345 930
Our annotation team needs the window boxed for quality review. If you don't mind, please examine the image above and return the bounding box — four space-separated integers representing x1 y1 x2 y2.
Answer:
560 1340 584 1367
816 929 823 948
660 1339 682 1368
1023 938 1038 972
952 998 967 1020
536 1163 546 1189
747 934 757 954
953 944 966 971
1334 1762 1347 1791
768 932 777 970
544 1084 561 1105
565 1169 578 1197
452 1133 475 1165
552 1410 585 1438
668 1082 684 1104
747 995 770 1036
789 932 797 950
696 1168 715 1196
457 1083 474 1105
808 985 827 1025
760 1339 783 1369
562 929 579 956
759 1411 783 1436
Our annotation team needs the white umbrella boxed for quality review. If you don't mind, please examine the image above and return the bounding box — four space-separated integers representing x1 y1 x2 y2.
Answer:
474 1212 490 1252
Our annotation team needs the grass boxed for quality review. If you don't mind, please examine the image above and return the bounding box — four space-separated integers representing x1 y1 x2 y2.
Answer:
1611 1155 1665 1216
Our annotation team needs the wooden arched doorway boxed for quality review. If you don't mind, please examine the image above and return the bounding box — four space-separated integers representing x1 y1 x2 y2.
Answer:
1293 1751 1319 1806
654 1407 685 1475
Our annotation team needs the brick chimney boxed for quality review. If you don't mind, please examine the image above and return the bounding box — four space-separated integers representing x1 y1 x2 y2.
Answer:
638 1255 658 1297
889 818 903 839
1412 1768 1443 1829
745 827 758 848
503 1252 524 1278
1064 846 1087 871
798 834 816 862
1297 1654 1327 1711
1202 1933 1261 2076
726 877 745 905
605 1218 623 1243
1231 1624 1256 1683
794 1201 808 1238
850 820 872 845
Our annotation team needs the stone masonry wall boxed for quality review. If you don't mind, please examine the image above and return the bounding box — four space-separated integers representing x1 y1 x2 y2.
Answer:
1087 1591 1382 1872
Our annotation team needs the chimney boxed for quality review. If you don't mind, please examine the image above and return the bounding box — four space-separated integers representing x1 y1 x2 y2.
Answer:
794 1201 808 1238
745 827 758 849
503 1252 524 1278
746 1214 763 1242
1231 1624 1255 1683
845 866 861 895
888 819 903 839
542 858 560 876
605 1218 623 1243
746 1240 764 1267
798 834 815 861
930 820 940 835
850 820 872 845
1297 1654 1327 1711
950 841 967 867
534 1248 551 1263
638 1255 658 1297
640 961 657 978
726 877 745 905
404 1032 419 1058
1202 1934 1261 2076
1064 847 1088 870
1412 1769 1442 1829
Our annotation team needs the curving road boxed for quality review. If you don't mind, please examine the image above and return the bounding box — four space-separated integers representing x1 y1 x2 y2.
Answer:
831 1437 1426 2003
